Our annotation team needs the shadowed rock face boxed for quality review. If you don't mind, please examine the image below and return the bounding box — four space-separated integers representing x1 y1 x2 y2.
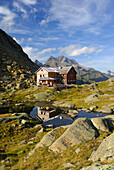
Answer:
49 118 98 152
0 29 38 89
91 117 110 132
0 29 37 72
36 130 56 148
89 132 114 162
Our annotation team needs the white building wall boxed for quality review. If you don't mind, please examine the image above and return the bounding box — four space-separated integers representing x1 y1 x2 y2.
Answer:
36 68 48 85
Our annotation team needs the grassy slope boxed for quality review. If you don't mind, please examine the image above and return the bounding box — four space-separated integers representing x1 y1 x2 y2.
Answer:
51 80 114 110
0 79 113 111
0 119 112 170
0 79 114 169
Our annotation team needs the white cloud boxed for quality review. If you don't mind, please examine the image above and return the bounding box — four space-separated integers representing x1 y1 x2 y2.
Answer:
30 8 38 13
96 49 103 53
9 29 31 34
33 42 44 46
37 48 56 55
59 45 102 56
0 6 16 29
40 37 59 41
42 0 111 33
18 0 37 6
40 19 50 26
23 46 38 60
13 37 24 44
84 56 114 72
22 46 56 61
13 2 28 19
28 37 32 41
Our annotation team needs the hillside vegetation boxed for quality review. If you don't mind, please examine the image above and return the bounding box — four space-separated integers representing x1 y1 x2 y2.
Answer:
0 78 113 114
0 78 114 169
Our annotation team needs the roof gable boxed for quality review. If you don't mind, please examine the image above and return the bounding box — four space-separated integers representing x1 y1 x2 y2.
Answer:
60 66 77 74
36 66 77 74
35 67 59 73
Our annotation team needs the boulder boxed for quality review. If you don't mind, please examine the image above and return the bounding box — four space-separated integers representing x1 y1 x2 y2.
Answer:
0 165 7 169
32 92 50 101
36 127 65 148
91 117 109 132
75 147 81 154
21 119 29 124
36 131 56 147
18 140 27 145
104 115 114 131
68 109 78 118
64 163 75 168
53 101 75 108
85 93 99 103
89 132 114 162
28 141 34 145
81 162 114 170
98 106 113 114
89 83 98 90
49 118 98 152
90 106 97 112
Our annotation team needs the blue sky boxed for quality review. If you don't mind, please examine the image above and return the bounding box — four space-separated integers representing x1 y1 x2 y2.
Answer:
0 0 114 72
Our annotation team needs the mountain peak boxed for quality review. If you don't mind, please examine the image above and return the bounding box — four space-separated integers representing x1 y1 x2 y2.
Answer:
49 56 55 59
34 60 43 67
44 55 110 84
106 70 114 76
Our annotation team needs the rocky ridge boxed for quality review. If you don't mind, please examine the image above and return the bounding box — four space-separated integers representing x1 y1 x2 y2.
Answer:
0 29 38 90
106 70 114 77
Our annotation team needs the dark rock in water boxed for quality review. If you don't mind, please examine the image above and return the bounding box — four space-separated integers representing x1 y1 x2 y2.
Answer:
68 109 78 118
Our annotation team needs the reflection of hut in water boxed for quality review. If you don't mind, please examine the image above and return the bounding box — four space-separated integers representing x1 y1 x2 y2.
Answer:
37 106 61 121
